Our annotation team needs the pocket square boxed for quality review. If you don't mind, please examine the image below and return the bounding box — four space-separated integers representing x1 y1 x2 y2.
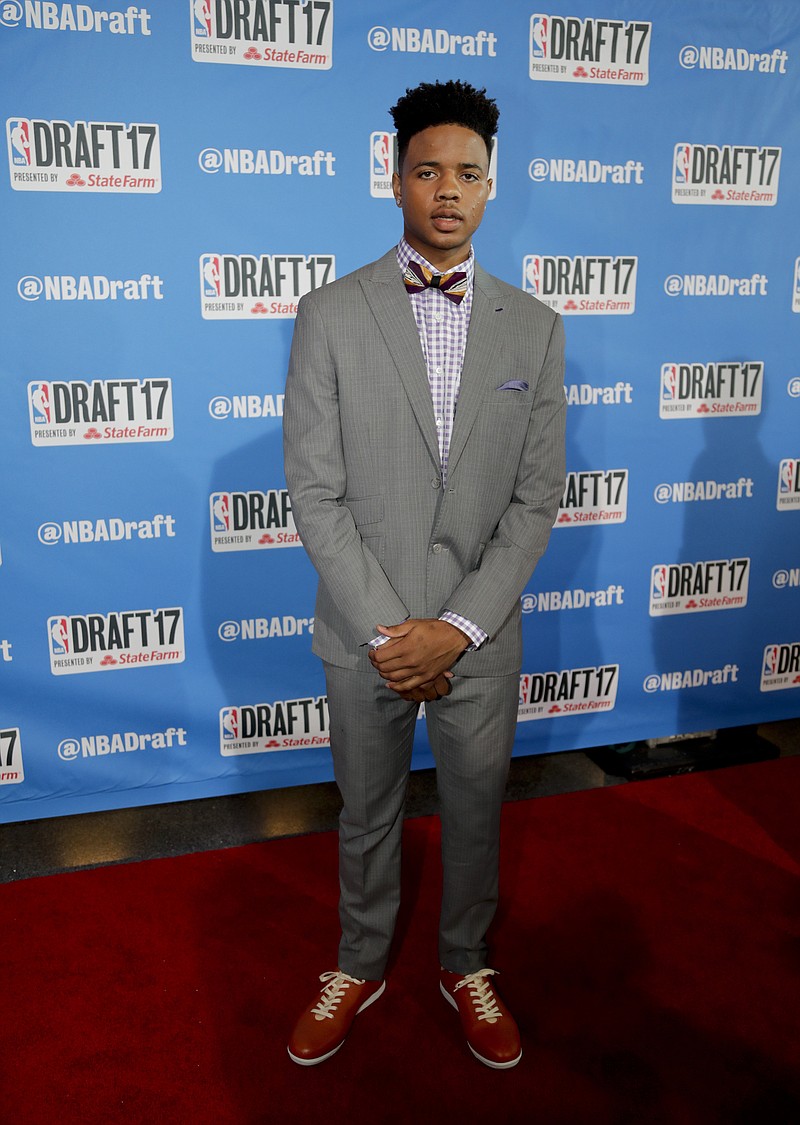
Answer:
497 380 529 391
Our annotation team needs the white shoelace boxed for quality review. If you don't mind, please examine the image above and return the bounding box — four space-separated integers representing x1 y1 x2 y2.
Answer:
310 971 366 1022
453 968 504 1024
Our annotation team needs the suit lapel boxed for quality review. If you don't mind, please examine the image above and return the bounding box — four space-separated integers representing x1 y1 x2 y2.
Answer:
360 251 440 470
447 264 505 479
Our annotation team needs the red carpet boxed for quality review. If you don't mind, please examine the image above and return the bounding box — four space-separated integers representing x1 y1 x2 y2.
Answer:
4 758 800 1124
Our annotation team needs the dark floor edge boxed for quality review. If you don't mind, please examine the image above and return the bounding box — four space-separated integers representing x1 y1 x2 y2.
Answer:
3 721 798 884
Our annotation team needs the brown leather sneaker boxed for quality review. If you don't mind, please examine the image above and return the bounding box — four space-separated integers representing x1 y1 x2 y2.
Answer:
440 968 522 1069
287 970 386 1066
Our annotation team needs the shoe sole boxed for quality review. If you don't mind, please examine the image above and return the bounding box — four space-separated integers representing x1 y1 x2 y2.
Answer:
439 981 522 1070
287 980 386 1067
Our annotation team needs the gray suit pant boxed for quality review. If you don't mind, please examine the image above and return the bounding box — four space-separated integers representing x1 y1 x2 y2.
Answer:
323 661 519 980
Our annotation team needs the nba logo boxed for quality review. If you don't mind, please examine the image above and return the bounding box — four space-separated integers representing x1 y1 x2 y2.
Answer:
192 0 211 37
201 255 221 298
674 144 690 185
519 674 531 705
48 617 69 656
211 492 230 532
763 646 778 677
220 707 239 740
30 382 51 425
8 119 31 166
531 15 548 58
523 255 541 296
651 566 667 600
370 131 400 198
371 132 392 178
780 459 795 494
661 365 677 401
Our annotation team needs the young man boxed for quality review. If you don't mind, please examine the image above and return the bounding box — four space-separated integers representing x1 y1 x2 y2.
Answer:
283 80 565 1069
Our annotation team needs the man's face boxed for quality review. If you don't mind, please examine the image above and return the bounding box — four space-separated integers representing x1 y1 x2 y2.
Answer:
392 124 492 271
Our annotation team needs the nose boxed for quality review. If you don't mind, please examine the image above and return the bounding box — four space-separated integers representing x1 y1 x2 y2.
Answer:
436 172 461 199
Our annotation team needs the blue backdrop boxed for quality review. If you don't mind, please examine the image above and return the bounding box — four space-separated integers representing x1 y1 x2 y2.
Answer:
2 0 799 823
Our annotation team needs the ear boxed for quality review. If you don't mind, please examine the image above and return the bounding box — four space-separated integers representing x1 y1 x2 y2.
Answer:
391 170 402 207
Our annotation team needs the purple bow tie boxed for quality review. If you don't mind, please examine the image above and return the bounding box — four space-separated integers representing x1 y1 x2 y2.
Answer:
402 260 468 304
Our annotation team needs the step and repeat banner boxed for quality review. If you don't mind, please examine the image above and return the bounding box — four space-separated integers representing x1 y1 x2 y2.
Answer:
1 1 799 822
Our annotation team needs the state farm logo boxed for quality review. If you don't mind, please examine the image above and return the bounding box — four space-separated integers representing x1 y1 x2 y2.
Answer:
649 559 750 616
220 696 329 754
0 3 152 35
7 118 161 192
777 458 800 510
521 584 624 612
370 131 497 199
528 156 643 185
672 143 780 206
28 379 173 445
0 727 24 786
18 272 163 302
660 361 762 417
518 665 618 720
38 513 176 546
760 643 800 692
556 469 627 526
200 252 334 319
522 255 636 314
208 393 283 419
678 44 788 74
209 489 299 551
198 146 335 176
47 607 185 675
793 257 800 314
191 0 333 69
58 727 187 761
565 381 632 406
530 14 650 84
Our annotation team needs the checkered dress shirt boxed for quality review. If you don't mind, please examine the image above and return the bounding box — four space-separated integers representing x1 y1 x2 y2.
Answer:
369 240 487 652
396 237 473 484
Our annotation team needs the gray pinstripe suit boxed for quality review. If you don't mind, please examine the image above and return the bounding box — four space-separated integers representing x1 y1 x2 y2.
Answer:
283 248 565 978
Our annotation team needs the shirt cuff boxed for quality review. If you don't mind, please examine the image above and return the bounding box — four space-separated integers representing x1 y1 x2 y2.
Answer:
368 634 390 648
440 611 488 651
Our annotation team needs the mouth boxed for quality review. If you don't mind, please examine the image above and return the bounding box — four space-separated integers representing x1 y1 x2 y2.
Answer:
431 209 463 231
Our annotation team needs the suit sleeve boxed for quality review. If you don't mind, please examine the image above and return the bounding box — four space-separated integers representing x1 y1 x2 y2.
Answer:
283 295 410 645
443 311 566 639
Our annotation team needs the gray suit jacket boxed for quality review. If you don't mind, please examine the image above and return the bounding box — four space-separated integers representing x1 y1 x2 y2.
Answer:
283 248 566 675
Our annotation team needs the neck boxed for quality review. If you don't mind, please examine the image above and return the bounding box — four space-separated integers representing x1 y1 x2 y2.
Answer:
404 236 472 273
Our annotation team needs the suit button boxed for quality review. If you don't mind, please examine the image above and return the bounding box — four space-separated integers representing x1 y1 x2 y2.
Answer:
431 477 441 489
432 543 442 553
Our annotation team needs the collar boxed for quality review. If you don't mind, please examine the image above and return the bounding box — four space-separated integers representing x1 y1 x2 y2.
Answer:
396 237 475 290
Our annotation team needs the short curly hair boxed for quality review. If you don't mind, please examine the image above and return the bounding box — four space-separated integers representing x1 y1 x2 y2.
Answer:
389 80 499 167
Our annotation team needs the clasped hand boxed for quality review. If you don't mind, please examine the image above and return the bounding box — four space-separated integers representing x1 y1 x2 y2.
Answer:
369 618 470 703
